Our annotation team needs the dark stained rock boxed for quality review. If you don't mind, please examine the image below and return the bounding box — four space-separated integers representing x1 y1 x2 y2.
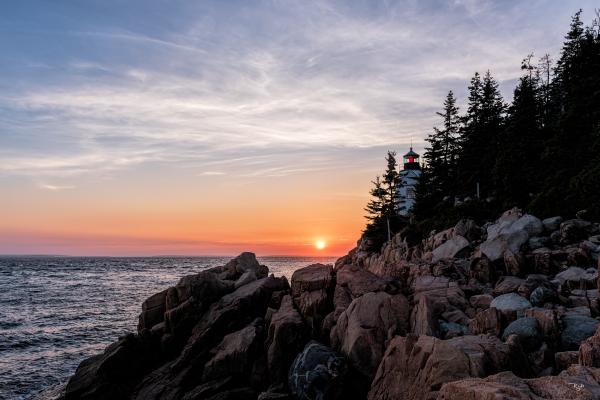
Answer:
330 291 409 381
288 341 347 400
202 318 265 382
265 295 308 385
561 315 600 350
523 308 560 344
64 334 160 400
291 264 334 339
502 317 542 352
559 219 593 244
470 251 495 283
218 252 268 281
529 286 557 307
138 289 168 334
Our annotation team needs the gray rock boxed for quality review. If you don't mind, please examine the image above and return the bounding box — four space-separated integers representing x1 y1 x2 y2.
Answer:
439 321 468 338
234 270 257 289
542 216 563 232
494 276 525 296
480 212 542 261
529 286 557 307
555 266 597 290
561 315 600 350
490 293 531 314
288 341 347 400
528 236 551 250
502 317 542 352
432 235 470 262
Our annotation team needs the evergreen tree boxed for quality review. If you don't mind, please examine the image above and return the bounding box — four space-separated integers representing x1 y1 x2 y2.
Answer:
458 71 505 198
495 55 544 208
382 151 399 217
424 91 461 196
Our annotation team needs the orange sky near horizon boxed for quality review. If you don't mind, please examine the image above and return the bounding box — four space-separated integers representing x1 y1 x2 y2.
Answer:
0 162 375 257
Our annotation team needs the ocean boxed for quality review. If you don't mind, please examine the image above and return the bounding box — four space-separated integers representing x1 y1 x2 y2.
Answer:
0 256 338 400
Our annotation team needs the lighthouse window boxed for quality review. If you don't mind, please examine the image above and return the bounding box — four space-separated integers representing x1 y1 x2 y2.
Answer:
406 187 416 199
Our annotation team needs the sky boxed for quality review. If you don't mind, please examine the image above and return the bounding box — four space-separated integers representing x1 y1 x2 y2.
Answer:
0 1 596 256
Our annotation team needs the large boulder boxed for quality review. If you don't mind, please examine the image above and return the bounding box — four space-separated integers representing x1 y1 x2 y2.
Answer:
490 293 531 315
431 235 470 262
501 317 542 352
138 289 168 334
555 266 598 290
367 334 528 400
438 365 600 399
469 307 503 336
218 252 268 280
480 210 543 262
133 276 289 400
580 326 600 367
410 276 468 337
265 295 309 384
561 315 600 351
333 263 389 311
291 264 334 338
202 318 265 381
64 334 160 400
288 341 347 400
559 219 594 244
330 291 409 381
494 276 525 296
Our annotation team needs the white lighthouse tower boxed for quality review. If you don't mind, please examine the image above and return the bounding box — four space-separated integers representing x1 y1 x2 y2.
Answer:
396 147 421 216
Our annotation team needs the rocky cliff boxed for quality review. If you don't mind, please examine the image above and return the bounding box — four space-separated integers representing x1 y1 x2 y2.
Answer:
55 208 600 399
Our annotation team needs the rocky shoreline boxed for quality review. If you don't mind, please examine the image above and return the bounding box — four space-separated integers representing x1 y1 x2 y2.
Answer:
47 208 600 399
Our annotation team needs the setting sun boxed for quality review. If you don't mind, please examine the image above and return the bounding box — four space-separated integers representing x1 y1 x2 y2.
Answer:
315 240 327 250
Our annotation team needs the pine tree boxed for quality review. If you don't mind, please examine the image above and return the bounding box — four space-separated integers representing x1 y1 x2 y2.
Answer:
424 91 461 196
382 151 399 218
458 71 505 198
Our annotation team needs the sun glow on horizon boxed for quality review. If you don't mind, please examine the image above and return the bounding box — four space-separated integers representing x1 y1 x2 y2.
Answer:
315 239 327 250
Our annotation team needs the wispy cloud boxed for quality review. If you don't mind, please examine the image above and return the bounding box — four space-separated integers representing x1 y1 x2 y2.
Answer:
39 184 75 191
0 0 591 183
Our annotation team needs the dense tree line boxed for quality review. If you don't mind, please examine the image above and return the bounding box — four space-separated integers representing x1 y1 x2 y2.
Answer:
365 10 600 246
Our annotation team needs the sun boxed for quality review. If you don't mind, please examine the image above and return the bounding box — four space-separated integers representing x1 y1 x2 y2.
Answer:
315 240 327 250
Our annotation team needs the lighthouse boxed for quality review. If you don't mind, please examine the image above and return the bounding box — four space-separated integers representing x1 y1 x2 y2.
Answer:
396 147 421 216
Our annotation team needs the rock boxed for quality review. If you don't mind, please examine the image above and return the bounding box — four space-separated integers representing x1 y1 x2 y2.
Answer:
330 291 409 381
291 264 334 338
470 294 493 309
528 236 551 250
494 276 525 296
438 365 600 400
517 274 554 299
367 334 527 400
542 216 563 232
524 308 560 343
164 271 235 348
220 252 268 280
432 235 470 262
234 270 257 288
138 289 168 333
288 341 347 400
265 295 308 384
561 315 600 350
333 263 389 311
480 212 542 262
64 334 160 400
530 286 557 307
439 321 468 338
501 317 542 352
555 351 579 372
469 252 495 283
555 266 598 290
202 318 264 381
560 219 593 244
579 326 600 367
503 250 526 276
454 219 482 242
490 293 531 315
469 307 504 336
